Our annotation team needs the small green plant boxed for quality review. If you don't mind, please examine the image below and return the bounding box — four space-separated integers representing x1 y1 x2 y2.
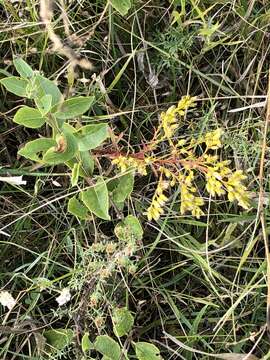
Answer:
44 307 162 359
0 57 117 221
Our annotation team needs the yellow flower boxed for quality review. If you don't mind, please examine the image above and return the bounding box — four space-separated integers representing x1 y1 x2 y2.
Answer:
180 184 204 218
112 155 147 175
176 96 196 113
160 106 178 139
225 170 250 209
205 168 225 197
204 128 224 149
147 178 169 221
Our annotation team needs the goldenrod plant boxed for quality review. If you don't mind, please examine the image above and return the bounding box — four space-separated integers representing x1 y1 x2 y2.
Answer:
112 96 250 220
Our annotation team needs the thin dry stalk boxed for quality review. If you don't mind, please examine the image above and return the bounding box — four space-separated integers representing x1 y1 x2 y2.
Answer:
258 69 270 332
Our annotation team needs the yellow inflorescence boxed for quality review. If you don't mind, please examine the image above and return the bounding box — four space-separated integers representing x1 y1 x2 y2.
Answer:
204 128 224 149
112 96 250 221
225 170 250 209
112 155 148 175
180 183 205 218
160 96 196 141
147 178 169 221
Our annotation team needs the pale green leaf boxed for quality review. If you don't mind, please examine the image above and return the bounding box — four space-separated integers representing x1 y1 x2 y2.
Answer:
54 96 95 119
44 328 73 351
13 57 34 78
33 74 63 107
71 162 80 187
18 138 56 162
81 332 93 353
110 0 131 16
35 94 52 115
76 123 109 151
112 172 134 203
112 308 134 337
13 106 46 128
68 197 89 220
0 76 28 97
81 178 110 220
79 151 94 176
43 127 78 165
94 335 120 360
135 342 161 360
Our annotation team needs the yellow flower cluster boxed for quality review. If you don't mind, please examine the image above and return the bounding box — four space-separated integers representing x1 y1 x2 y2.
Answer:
112 155 148 175
203 128 224 149
147 178 169 221
180 183 204 218
205 168 225 197
160 96 196 140
225 170 250 209
204 163 249 210
111 96 250 221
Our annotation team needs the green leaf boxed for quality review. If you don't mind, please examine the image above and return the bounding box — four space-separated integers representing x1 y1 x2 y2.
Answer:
44 328 73 352
35 94 52 115
13 57 34 78
94 335 120 360
0 76 28 97
18 138 56 162
71 162 80 187
43 127 78 165
68 197 89 220
79 151 94 176
54 96 95 119
76 123 109 151
112 308 134 337
110 0 131 16
81 332 93 354
81 178 110 220
134 342 161 360
33 74 62 107
13 106 46 128
114 215 143 242
112 171 134 203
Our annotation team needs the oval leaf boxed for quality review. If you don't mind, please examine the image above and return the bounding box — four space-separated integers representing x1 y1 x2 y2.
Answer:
0 76 28 97
18 138 56 162
33 74 62 107
35 94 52 115
81 178 110 220
54 96 95 119
110 0 131 16
112 171 134 203
94 335 120 360
13 57 34 78
43 128 78 165
68 197 89 220
13 106 45 128
135 342 161 360
44 328 73 352
81 332 93 354
76 123 109 151
112 308 134 337
79 151 94 176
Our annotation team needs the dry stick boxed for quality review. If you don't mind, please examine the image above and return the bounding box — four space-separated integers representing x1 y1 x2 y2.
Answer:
39 0 93 70
259 69 270 332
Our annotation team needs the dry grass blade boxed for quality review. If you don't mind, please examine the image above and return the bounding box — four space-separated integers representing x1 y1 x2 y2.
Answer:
164 332 259 360
258 69 270 333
